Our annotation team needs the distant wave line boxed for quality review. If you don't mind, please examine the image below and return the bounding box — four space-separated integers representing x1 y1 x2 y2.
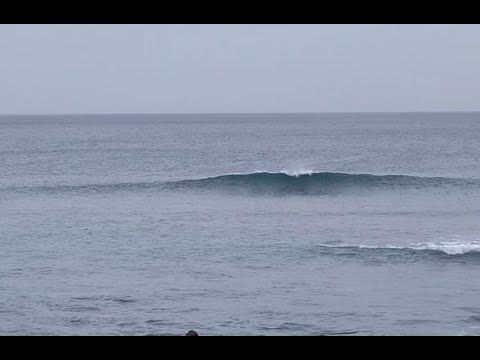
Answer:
4 171 480 196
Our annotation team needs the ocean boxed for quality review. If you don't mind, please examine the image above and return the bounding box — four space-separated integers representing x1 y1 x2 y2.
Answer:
1 112 480 336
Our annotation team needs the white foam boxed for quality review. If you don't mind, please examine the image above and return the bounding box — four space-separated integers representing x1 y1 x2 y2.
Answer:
412 242 480 255
280 169 315 177
323 241 480 255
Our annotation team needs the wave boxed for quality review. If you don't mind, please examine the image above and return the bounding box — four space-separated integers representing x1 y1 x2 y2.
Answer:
5 171 480 196
316 241 480 256
170 171 479 195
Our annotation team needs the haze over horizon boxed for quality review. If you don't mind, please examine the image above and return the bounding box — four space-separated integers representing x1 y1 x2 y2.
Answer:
1 24 480 114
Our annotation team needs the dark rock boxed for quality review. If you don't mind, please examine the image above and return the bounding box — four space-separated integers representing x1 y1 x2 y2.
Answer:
185 330 199 336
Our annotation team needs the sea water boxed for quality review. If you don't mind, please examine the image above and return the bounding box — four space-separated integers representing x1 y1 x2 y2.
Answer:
1 112 480 336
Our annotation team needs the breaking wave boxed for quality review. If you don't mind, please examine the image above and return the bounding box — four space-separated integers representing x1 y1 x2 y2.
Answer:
316 241 480 256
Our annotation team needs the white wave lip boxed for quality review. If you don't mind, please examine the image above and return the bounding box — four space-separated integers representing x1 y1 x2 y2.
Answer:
413 242 480 255
280 169 315 177
331 241 480 255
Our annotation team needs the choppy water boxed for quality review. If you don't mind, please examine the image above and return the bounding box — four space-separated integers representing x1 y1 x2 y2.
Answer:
1 112 480 336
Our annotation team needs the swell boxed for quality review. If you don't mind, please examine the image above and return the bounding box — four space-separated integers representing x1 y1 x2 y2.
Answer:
174 172 479 194
4 172 480 196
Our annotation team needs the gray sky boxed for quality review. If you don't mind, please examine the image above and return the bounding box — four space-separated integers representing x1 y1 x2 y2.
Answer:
1 24 480 114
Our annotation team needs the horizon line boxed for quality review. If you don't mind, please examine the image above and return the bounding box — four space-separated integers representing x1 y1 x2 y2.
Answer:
1 110 480 117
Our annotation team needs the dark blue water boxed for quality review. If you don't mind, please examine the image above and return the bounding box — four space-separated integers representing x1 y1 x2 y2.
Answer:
1 112 480 336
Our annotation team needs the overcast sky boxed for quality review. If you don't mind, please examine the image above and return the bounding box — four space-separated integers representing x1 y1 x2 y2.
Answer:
1 24 479 114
